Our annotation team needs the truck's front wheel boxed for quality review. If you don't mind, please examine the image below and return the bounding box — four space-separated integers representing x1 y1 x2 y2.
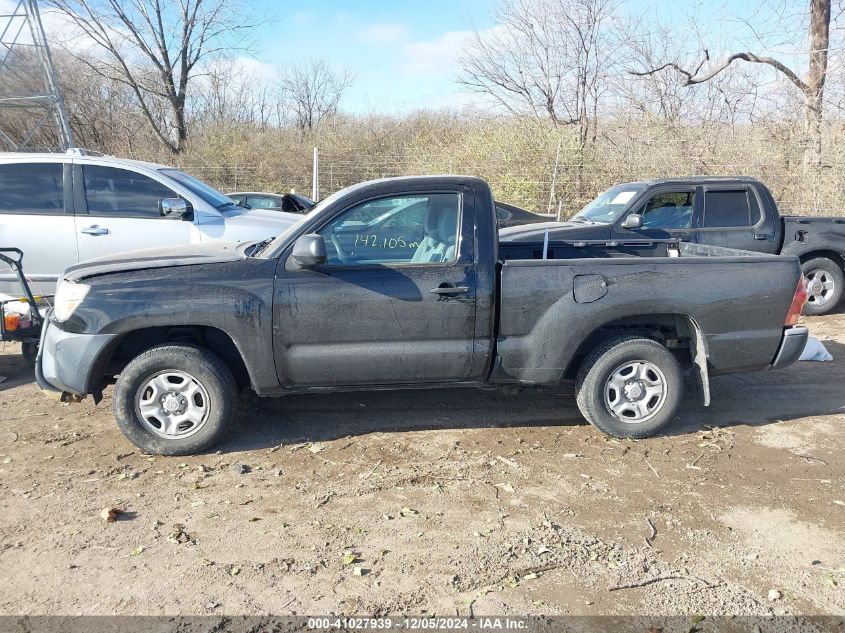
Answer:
575 336 683 439
113 344 237 455
801 257 844 316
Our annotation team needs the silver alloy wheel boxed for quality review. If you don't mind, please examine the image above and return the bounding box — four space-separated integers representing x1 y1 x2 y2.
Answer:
805 269 835 306
135 370 210 439
603 360 667 424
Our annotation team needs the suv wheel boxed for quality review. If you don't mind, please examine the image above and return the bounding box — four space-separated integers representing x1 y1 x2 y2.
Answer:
576 336 684 438
113 344 236 455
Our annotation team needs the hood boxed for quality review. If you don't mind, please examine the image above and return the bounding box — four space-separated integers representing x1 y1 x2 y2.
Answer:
230 208 303 226
499 220 612 243
64 241 245 283
214 208 303 244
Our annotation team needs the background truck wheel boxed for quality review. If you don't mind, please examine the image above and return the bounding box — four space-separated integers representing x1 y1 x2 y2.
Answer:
801 257 844 315
113 344 237 456
575 336 684 439
21 340 38 368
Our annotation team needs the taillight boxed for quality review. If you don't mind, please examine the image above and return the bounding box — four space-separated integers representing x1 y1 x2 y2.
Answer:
785 277 808 326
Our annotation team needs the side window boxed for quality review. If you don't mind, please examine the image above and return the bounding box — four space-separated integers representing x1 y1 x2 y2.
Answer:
749 191 762 225
317 193 461 266
640 191 694 229
703 190 751 228
246 195 281 210
0 163 64 214
83 165 177 218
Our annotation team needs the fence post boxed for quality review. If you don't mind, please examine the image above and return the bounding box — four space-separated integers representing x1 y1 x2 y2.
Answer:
312 147 319 201
547 135 563 214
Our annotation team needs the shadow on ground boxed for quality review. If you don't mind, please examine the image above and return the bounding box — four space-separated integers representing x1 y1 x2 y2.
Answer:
216 339 845 453
3 335 841 453
0 348 33 392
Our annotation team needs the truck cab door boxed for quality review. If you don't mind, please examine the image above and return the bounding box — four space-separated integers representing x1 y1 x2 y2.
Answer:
694 186 772 252
614 187 696 256
273 189 479 387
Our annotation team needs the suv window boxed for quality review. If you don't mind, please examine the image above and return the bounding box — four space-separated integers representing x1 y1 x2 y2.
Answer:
83 165 177 218
703 190 751 228
318 193 461 266
0 163 64 214
640 191 694 229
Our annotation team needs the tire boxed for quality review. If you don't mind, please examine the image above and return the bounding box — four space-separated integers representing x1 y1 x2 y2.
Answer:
21 340 38 368
801 257 844 316
113 344 237 455
575 336 684 439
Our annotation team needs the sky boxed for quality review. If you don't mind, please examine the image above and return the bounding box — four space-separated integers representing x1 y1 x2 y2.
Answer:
239 0 794 115
20 0 806 116
247 0 499 114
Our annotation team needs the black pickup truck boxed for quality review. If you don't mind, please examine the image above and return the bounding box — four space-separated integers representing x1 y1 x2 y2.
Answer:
502 177 845 314
36 176 809 455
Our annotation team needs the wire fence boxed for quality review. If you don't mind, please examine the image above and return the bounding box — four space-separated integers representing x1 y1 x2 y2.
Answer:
182 120 845 218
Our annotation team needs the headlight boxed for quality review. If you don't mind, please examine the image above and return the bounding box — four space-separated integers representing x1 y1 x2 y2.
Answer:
53 280 90 322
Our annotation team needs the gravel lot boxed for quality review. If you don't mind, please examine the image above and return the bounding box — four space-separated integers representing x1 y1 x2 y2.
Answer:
0 315 842 616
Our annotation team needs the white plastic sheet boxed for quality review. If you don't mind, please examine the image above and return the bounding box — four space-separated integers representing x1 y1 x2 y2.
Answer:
799 335 833 361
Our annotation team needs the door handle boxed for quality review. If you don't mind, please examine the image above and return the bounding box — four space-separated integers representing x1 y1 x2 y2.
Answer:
430 285 469 295
754 234 769 240
81 225 109 236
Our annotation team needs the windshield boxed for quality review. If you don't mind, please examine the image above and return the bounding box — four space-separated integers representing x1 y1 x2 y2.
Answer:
573 184 646 223
160 169 234 209
256 185 360 256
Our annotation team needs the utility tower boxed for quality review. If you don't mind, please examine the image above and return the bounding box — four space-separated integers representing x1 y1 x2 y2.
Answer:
0 0 73 151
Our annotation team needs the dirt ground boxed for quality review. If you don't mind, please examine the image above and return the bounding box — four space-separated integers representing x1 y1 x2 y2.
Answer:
0 315 843 618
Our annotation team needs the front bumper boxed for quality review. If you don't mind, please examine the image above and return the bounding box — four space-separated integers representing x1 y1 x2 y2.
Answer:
36 317 116 396
770 326 809 370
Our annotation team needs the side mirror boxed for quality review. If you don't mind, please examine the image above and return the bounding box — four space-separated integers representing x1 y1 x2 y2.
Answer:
622 213 643 229
159 198 192 219
290 234 327 269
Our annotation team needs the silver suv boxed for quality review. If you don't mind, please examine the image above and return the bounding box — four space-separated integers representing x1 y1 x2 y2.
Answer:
0 150 302 294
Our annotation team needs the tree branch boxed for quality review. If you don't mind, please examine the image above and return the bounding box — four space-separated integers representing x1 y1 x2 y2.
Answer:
631 51 809 94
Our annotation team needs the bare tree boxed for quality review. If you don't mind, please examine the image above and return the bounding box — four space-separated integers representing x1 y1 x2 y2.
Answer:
192 60 281 129
44 0 258 153
631 0 831 171
276 59 355 132
57 53 150 155
617 15 765 130
458 0 619 150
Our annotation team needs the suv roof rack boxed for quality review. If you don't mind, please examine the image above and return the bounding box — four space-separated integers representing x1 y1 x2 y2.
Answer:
65 147 106 157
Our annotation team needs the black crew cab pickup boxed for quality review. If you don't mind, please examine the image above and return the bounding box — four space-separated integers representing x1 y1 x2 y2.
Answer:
502 177 845 314
36 176 809 455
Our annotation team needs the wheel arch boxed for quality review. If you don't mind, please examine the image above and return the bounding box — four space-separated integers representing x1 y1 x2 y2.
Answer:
89 325 250 399
564 312 711 405
797 249 845 267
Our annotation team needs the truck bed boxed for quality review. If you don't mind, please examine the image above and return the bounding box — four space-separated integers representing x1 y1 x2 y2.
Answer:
493 239 801 384
781 216 845 257
498 238 762 261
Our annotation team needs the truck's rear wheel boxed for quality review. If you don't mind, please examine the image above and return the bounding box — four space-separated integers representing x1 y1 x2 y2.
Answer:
801 257 844 315
575 336 683 439
113 344 237 455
